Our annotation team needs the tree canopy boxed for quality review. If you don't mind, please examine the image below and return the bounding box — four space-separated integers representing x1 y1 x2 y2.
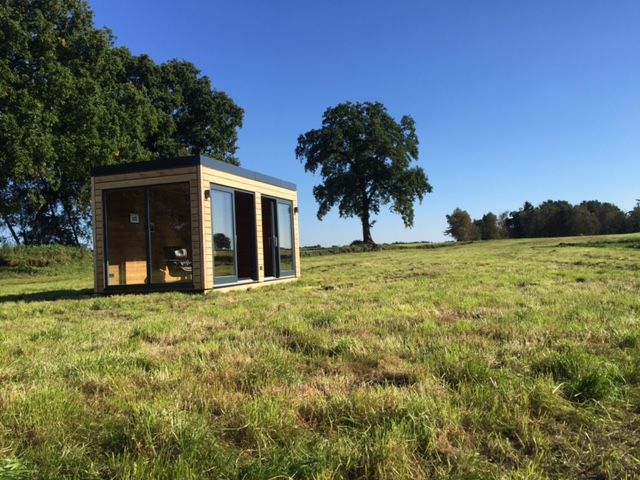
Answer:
446 199 639 242
295 101 432 244
0 0 243 245
445 208 479 242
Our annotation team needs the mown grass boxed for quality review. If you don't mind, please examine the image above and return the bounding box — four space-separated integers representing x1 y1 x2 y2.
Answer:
0 234 639 479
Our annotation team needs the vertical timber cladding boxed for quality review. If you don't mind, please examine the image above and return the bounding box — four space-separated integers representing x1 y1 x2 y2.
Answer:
92 165 203 293
199 163 300 290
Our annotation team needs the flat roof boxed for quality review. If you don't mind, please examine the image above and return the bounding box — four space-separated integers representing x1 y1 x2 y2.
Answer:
90 155 296 191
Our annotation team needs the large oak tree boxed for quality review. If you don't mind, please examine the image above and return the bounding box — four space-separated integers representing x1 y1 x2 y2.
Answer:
295 101 432 244
0 0 243 245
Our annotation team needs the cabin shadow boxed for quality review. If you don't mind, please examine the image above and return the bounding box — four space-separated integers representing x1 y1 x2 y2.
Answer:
0 288 95 304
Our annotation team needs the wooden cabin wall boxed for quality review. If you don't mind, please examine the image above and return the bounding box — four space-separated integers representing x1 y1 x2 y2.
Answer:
199 165 300 290
92 163 300 293
92 166 202 292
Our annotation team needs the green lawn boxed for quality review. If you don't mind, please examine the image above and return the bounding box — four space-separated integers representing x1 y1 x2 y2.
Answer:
1 235 639 479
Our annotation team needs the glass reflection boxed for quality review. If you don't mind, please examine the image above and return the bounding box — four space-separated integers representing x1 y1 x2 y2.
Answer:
277 202 294 274
212 189 236 279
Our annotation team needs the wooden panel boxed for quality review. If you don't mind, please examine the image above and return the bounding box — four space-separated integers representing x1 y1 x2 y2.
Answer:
92 177 106 292
189 175 204 290
293 198 301 278
95 174 197 191
106 261 147 285
94 166 198 185
201 167 297 200
91 177 98 292
196 166 209 290
201 171 212 289
254 193 265 282
196 165 208 290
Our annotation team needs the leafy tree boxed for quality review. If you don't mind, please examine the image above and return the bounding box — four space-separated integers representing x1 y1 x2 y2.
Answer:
567 204 599 236
295 102 432 244
580 200 626 234
505 202 535 238
478 212 499 240
497 211 510 239
627 200 640 233
445 208 479 242
530 200 575 237
470 200 636 240
122 55 243 164
0 0 243 245
473 219 484 238
213 233 231 250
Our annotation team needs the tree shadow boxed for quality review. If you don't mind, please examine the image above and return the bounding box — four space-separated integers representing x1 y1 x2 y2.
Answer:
0 288 94 304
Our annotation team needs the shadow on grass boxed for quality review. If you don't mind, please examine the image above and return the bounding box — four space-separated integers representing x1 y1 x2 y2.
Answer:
0 288 94 303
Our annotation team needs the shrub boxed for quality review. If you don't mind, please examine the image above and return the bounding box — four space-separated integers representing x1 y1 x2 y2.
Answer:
0 245 92 272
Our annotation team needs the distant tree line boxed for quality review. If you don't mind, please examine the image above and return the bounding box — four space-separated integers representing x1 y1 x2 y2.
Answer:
1 0 243 245
446 200 640 241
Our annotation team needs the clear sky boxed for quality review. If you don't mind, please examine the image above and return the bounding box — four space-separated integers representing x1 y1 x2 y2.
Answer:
90 0 640 246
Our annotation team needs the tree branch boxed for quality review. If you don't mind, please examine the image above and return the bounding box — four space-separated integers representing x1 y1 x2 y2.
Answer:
1 213 21 245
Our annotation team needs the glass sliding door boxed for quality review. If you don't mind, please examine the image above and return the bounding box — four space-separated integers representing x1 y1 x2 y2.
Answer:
148 183 192 284
260 197 295 279
212 187 237 284
261 197 277 278
105 187 148 286
234 191 258 281
276 201 295 277
104 182 192 289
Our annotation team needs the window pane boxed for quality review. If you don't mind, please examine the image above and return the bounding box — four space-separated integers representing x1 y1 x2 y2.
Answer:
277 202 294 274
212 189 236 278
148 183 192 284
105 188 148 286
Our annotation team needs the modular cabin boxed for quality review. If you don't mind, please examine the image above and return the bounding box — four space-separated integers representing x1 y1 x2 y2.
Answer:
91 155 300 293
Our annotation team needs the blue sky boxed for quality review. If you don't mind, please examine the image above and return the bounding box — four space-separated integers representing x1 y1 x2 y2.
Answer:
90 0 640 246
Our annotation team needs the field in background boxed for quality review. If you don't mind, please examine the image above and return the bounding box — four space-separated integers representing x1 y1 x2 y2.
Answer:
0 235 639 479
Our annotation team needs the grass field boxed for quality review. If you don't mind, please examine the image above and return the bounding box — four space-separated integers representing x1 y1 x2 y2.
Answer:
1 235 639 479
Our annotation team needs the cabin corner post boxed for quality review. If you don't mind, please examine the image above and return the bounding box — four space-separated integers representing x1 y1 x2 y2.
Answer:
195 164 207 291
293 196 301 279
92 176 106 293
200 165 214 290
91 176 98 293
254 192 265 283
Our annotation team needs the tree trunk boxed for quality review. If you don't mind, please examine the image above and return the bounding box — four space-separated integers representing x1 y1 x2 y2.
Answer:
361 216 374 244
60 196 80 246
47 201 66 245
1 213 21 245
360 189 375 244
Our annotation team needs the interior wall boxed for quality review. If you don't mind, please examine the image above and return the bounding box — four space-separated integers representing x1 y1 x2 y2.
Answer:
104 188 148 286
234 191 256 280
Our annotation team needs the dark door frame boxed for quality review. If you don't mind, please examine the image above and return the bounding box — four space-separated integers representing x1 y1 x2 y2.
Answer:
261 195 295 279
211 185 239 286
210 184 258 286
